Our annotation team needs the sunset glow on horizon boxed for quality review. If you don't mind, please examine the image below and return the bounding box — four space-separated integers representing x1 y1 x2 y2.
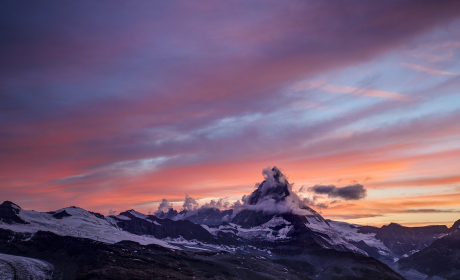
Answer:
1 1 460 227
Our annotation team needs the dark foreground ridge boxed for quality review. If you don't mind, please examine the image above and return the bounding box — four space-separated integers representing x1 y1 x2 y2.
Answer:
0 228 311 280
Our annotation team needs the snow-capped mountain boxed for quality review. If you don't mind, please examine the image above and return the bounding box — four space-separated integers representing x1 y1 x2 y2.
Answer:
0 201 175 248
0 167 457 279
214 167 368 255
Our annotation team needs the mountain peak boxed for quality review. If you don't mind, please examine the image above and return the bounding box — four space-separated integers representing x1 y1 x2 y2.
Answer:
0 200 28 224
0 201 22 210
246 166 290 205
387 223 403 228
271 165 282 176
239 166 320 217
451 219 460 231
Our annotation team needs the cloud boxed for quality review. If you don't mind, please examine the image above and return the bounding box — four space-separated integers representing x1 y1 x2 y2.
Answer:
303 184 335 194
231 199 244 211
238 167 320 216
299 195 318 206
327 214 383 220
201 198 229 210
333 184 367 200
108 209 117 215
308 184 367 200
155 198 173 216
397 209 460 213
322 84 404 100
182 194 199 211
366 174 460 188
294 80 404 100
156 195 231 219
401 62 458 75
315 203 329 209
157 167 324 218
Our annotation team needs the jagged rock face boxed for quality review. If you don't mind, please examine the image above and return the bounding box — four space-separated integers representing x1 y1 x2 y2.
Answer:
246 166 291 205
52 210 72 219
358 223 449 257
155 208 178 220
0 201 28 224
398 229 460 279
232 209 275 228
113 211 217 243
88 211 105 219
184 208 233 225
349 240 383 260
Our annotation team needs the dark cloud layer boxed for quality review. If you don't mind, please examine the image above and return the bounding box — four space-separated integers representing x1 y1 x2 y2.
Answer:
307 184 367 200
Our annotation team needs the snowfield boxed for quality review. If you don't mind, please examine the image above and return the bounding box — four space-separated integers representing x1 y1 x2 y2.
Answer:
202 215 294 241
304 216 367 255
0 253 54 280
0 207 177 249
329 220 392 256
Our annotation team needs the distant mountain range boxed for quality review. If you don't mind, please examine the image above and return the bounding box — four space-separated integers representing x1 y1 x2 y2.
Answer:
0 167 459 280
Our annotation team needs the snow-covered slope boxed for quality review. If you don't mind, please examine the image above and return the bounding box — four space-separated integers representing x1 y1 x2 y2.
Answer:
0 253 54 280
202 214 364 255
329 220 392 257
329 219 452 262
203 215 294 241
304 215 367 254
0 205 175 249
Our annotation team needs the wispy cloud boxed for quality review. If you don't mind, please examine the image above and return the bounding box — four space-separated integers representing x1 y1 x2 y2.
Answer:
293 79 404 100
402 62 458 75
401 209 460 213
321 84 404 100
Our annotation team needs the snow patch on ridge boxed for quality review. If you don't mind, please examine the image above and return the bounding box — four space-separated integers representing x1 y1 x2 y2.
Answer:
164 236 236 252
0 208 176 249
329 220 392 255
115 215 131 220
305 217 367 255
127 210 148 219
125 210 160 225
10 203 20 210
203 216 294 241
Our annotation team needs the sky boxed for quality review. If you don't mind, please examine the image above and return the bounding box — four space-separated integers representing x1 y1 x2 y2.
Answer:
1 1 460 227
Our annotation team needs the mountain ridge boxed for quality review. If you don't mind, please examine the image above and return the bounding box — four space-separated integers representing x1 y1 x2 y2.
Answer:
0 167 458 280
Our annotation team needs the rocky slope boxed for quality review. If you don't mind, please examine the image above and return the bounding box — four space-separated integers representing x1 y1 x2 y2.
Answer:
356 222 449 257
0 228 312 280
398 222 460 280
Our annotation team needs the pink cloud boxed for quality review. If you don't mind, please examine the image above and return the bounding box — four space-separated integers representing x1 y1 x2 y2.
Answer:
402 62 458 75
